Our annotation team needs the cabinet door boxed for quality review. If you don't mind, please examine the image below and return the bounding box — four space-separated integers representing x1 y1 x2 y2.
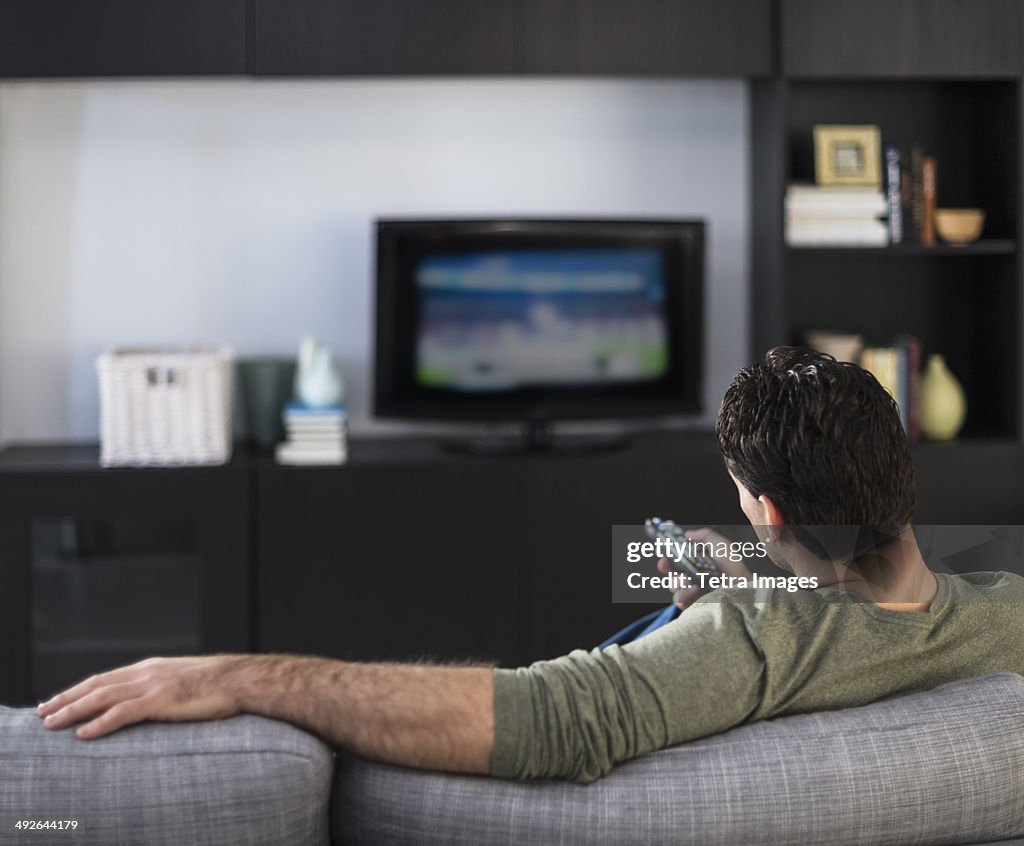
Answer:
0 0 246 78
252 0 517 75
0 508 32 704
783 0 1024 78
522 0 772 77
521 445 742 663
0 454 250 706
257 459 527 666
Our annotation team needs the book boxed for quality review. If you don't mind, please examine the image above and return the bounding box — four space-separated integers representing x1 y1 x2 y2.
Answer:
910 147 924 243
922 156 937 246
284 430 347 443
785 219 889 247
860 338 922 441
884 146 903 244
286 419 348 431
895 344 908 432
862 347 900 408
284 401 348 419
275 442 347 465
284 414 348 426
785 184 887 200
785 185 888 216
896 335 922 444
278 439 346 452
900 169 918 241
784 183 888 246
277 400 349 465
282 429 347 440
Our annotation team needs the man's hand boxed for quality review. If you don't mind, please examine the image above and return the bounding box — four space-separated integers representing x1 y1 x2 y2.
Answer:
657 527 755 610
36 656 241 740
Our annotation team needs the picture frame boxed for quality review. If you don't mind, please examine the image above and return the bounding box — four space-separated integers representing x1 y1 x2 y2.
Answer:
813 124 882 187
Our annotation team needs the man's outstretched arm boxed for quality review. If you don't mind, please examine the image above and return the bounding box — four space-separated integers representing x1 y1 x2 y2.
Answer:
35 655 494 775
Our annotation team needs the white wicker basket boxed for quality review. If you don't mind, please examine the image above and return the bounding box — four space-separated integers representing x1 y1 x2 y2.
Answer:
96 347 234 467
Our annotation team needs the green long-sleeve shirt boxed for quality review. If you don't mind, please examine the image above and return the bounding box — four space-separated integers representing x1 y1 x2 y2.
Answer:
492 571 1024 783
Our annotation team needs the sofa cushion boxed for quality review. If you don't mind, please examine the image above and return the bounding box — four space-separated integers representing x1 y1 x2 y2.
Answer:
0 709 334 845
333 673 1024 846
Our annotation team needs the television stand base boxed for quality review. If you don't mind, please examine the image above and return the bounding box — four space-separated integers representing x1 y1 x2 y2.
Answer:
440 421 630 456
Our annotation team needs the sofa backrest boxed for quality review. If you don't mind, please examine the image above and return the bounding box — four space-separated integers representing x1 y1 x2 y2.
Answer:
334 673 1024 846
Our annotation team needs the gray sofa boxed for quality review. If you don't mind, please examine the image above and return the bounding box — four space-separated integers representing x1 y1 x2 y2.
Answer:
2 673 1023 846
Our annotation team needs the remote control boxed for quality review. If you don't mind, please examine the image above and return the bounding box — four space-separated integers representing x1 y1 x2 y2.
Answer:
644 518 722 580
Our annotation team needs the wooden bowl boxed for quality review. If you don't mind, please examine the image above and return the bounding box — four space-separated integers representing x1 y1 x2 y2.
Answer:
805 331 864 364
935 208 985 245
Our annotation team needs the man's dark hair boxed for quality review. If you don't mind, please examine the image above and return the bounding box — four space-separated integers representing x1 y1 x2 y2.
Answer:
716 346 915 527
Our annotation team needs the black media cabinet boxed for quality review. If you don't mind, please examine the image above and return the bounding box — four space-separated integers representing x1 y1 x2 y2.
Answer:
1 435 1021 706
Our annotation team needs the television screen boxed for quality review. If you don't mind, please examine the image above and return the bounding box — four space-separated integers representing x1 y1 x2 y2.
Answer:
375 219 703 424
415 248 669 392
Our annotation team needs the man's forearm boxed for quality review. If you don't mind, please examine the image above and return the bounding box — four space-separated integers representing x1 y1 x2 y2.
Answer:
222 655 495 774
38 653 495 776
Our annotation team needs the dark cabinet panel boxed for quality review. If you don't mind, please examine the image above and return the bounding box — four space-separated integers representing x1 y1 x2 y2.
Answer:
0 0 247 78
0 447 251 706
256 433 1024 671
912 442 1024 524
257 456 529 665
252 0 517 75
520 447 742 662
256 434 742 667
522 0 772 76
783 0 1024 78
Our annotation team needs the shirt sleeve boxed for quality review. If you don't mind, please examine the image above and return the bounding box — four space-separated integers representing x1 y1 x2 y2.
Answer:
491 597 765 783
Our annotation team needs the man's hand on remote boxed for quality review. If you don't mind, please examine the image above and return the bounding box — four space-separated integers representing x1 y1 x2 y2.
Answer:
657 527 755 610
36 656 241 739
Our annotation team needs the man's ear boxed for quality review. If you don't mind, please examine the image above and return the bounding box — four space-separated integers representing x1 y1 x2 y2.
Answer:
758 494 786 528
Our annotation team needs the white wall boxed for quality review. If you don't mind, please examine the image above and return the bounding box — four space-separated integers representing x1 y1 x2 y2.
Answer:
0 78 748 442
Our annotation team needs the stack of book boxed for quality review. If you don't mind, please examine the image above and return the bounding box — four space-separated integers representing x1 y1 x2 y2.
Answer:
274 402 348 465
883 145 937 246
860 337 922 443
785 185 889 247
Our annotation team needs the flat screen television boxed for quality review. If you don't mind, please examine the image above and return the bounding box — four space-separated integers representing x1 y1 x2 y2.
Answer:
374 218 704 444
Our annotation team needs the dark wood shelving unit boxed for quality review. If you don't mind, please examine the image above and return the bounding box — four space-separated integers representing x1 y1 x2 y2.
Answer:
0 0 775 79
0 0 247 77
250 0 519 76
786 240 1016 257
519 0 772 77
781 0 1024 79
753 68 1023 443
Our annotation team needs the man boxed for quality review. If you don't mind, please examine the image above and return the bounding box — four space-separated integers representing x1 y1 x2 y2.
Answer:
37 347 1024 783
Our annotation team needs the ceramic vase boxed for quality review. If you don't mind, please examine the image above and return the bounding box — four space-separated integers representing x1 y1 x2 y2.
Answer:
295 336 345 408
919 354 966 441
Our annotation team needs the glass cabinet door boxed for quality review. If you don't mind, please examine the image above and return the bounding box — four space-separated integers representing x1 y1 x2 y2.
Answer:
31 517 202 700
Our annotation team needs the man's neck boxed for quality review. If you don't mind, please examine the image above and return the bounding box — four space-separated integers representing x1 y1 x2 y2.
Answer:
803 528 938 609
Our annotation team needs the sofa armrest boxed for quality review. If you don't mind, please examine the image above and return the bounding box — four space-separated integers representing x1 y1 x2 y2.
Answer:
0 708 333 845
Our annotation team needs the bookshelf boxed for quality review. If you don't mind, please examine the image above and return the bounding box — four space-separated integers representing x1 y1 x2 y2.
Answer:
752 78 1022 442
786 241 1016 257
